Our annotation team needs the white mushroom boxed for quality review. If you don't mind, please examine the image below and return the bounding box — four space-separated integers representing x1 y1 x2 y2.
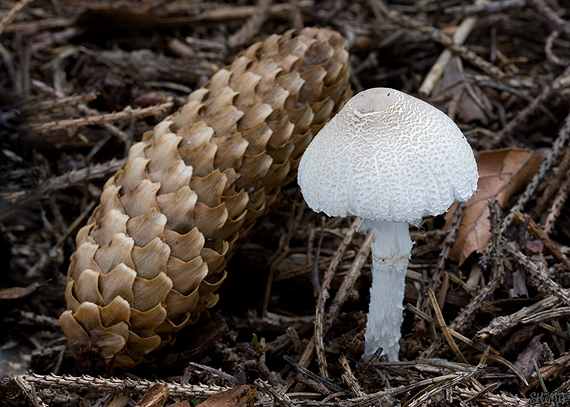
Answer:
298 88 478 361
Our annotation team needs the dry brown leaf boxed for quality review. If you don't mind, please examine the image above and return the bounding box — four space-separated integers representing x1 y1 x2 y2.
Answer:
198 385 257 407
0 282 43 300
447 148 542 265
134 383 169 407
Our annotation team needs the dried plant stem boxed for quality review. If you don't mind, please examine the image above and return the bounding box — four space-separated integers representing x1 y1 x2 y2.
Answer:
0 158 125 223
427 289 468 364
339 354 366 397
545 30 567 66
30 79 131 143
228 0 272 48
373 2 508 82
188 1 312 24
326 231 373 324
529 0 570 38
406 350 490 407
263 198 306 315
477 295 559 339
444 0 526 15
535 147 570 215
18 91 99 114
423 202 465 312
512 211 563 262
255 379 295 407
521 307 570 324
13 373 229 400
18 311 60 328
284 231 372 393
290 0 304 30
523 352 570 392
315 217 360 380
14 376 48 407
486 65 570 149
453 387 530 406
544 168 570 234
421 279 501 358
405 303 495 354
351 361 489 407
480 111 570 266
419 17 478 97
24 200 96 279
505 242 570 305
22 101 173 132
0 0 35 36
421 201 504 358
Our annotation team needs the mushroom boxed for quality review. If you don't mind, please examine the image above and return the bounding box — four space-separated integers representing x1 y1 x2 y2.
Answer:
297 88 478 361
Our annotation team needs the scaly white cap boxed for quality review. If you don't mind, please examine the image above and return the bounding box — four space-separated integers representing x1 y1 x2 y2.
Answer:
298 88 478 224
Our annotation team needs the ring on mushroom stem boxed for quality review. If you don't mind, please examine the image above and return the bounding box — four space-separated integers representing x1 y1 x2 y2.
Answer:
297 87 478 361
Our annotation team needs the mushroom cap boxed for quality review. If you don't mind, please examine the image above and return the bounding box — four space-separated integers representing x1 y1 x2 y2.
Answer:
298 88 478 223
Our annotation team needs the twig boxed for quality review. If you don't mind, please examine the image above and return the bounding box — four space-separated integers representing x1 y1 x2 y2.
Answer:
420 201 503 358
339 354 366 397
484 65 570 149
290 0 304 30
283 355 345 394
444 0 526 15
30 79 132 144
228 0 272 48
312 216 325 297
263 197 306 315
372 1 509 82
523 352 570 392
315 217 360 380
545 30 568 67
535 147 570 215
24 200 96 279
0 158 125 222
349 373 459 407
528 0 570 39
427 289 469 364
477 79 557 122
21 101 174 132
18 311 60 328
505 112 570 215
424 202 465 312
10 374 229 400
521 307 570 325
505 242 570 305
406 303 497 354
0 0 35 37
326 231 373 324
187 1 313 24
512 211 564 262
477 295 559 339
453 387 530 406
544 168 570 235
255 379 295 407
480 110 570 266
405 353 489 407
187 362 238 387
18 92 99 115
419 17 478 97
14 376 48 407
421 279 501 358
285 231 372 392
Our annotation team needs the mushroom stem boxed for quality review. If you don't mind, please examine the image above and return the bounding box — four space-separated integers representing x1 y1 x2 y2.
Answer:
363 220 414 361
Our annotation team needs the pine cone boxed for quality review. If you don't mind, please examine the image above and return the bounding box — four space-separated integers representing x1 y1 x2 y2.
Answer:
59 27 352 370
